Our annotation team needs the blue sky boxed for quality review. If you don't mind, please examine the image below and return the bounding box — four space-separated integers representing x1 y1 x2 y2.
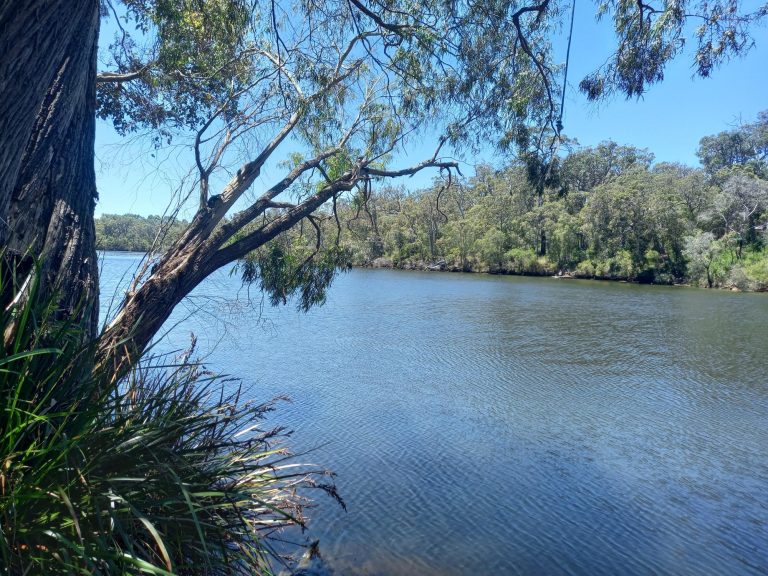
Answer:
557 5 768 162
94 8 768 217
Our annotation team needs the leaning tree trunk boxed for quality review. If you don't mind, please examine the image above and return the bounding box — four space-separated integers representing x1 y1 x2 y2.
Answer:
1 1 100 340
96 177 352 377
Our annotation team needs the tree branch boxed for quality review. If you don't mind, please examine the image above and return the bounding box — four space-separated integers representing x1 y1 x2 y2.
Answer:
209 174 360 271
96 64 152 84
511 1 557 135
207 154 459 273
216 59 363 212
204 146 343 251
347 0 415 34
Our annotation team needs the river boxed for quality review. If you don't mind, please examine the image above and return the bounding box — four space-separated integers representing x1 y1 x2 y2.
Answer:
100 251 768 575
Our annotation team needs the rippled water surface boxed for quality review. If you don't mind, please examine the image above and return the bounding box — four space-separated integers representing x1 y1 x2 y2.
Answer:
101 252 768 575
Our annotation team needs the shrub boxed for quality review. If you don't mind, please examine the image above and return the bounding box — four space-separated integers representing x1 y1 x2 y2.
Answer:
505 248 554 275
741 249 768 291
709 248 735 287
574 259 596 278
644 249 661 268
609 250 635 280
476 229 507 271
727 264 751 290
0 271 336 575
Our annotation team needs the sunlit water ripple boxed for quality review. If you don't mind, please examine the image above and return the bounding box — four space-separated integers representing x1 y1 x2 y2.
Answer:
100 252 768 575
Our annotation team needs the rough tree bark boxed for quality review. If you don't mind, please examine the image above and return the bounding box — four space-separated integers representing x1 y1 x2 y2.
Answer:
0 1 93 223
1 1 100 339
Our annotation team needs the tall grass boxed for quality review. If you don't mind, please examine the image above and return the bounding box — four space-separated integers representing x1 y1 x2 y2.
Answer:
0 268 338 575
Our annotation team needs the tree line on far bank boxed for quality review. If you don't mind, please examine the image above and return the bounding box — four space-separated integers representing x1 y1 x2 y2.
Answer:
101 112 768 292
333 113 768 291
96 214 188 252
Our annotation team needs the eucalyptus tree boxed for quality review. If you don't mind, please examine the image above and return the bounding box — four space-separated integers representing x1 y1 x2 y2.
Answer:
579 171 651 268
697 111 768 178
711 173 768 256
683 231 724 288
1 0 101 338
560 141 654 194
1 1 766 369
652 162 713 223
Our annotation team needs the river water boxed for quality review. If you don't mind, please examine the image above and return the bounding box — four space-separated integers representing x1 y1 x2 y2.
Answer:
100 251 768 575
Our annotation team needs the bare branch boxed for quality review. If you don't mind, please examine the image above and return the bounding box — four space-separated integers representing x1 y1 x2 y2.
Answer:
256 48 305 99
348 0 416 34
364 157 458 179
215 58 364 212
266 201 296 210
96 64 151 84
208 153 459 273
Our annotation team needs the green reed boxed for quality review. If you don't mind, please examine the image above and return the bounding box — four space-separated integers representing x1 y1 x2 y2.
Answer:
0 265 336 575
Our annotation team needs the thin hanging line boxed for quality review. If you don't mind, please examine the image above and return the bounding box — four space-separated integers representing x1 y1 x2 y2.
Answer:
558 0 577 135
531 0 577 206
540 0 577 190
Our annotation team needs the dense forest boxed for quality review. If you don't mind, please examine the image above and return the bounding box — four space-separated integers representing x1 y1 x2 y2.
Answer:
99 112 768 291
335 133 768 291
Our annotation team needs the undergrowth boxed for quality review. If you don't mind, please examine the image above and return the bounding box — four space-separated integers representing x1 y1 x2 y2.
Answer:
0 267 339 575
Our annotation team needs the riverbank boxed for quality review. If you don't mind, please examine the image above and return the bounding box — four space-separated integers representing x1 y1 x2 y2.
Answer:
362 257 767 292
98 248 767 292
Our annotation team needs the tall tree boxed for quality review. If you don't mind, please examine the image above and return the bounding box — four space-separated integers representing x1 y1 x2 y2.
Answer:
697 110 768 178
560 141 654 194
712 173 768 256
0 0 101 340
